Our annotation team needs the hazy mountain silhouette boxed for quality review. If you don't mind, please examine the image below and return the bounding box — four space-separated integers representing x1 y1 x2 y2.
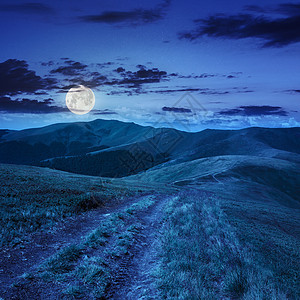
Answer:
0 119 299 178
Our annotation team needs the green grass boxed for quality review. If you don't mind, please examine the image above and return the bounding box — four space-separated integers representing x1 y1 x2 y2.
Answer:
156 191 288 299
42 245 84 274
62 284 85 298
0 164 135 247
28 195 156 298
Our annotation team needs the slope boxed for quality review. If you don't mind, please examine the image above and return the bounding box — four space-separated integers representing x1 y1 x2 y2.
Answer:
0 120 299 177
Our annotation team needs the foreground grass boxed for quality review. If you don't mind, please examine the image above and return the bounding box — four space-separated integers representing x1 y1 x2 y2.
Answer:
156 191 288 299
0 164 136 247
17 195 156 298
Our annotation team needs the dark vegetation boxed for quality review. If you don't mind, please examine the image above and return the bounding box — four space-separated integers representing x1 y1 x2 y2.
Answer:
40 149 168 177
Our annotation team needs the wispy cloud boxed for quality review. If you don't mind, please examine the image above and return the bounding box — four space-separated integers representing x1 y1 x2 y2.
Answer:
162 106 192 113
283 89 300 94
92 109 117 115
50 60 88 76
218 105 288 116
179 3 300 47
244 3 300 17
79 0 171 26
0 96 67 114
0 2 54 14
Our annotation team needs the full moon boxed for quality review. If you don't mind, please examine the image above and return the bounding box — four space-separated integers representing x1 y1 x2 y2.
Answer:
66 85 95 115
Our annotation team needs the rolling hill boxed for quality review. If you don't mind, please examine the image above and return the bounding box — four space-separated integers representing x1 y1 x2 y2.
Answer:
0 119 299 177
0 120 299 299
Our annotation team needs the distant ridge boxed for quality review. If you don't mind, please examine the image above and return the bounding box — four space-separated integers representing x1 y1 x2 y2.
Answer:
0 119 299 177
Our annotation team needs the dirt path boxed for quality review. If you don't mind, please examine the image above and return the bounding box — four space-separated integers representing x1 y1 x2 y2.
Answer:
0 194 152 296
105 194 170 299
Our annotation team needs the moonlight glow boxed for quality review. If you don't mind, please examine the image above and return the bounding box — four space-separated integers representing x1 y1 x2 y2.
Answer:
66 85 95 115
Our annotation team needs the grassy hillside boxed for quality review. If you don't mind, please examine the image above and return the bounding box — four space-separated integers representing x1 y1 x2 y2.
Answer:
1 154 299 298
1 122 299 298
128 154 300 298
129 155 300 204
0 120 158 164
1 163 299 298
157 191 295 299
0 120 299 176
0 164 144 248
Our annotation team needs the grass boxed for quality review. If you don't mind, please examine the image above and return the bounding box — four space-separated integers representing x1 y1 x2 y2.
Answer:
156 191 288 299
3 161 298 298
43 245 84 274
26 195 156 298
218 187 300 299
0 164 135 247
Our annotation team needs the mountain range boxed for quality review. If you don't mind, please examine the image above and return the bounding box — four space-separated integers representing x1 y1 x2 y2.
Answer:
1 119 299 179
1 119 299 298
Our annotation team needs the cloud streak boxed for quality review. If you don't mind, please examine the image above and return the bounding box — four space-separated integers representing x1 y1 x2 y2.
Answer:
180 3 300 47
219 105 288 116
283 89 300 94
79 0 170 26
162 106 192 113
92 109 117 115
0 2 54 14
0 97 67 114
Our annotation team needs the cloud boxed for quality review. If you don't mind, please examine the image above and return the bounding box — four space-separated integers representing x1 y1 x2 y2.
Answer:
79 0 170 26
48 60 171 93
244 3 300 17
178 73 216 79
162 106 192 113
219 105 288 116
154 87 252 95
177 72 242 79
6 57 247 100
180 3 300 47
109 86 253 96
155 88 207 94
284 89 300 94
243 5 266 14
95 62 115 69
106 65 169 92
49 60 108 91
50 60 88 76
115 67 126 73
45 59 244 96
69 75 107 88
275 3 300 16
58 72 107 92
0 59 56 96
92 109 117 115
0 96 67 114
0 2 54 14
118 66 168 85
41 60 55 67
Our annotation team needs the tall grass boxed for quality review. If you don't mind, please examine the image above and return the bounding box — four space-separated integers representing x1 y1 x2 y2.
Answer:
0 164 134 247
156 191 287 299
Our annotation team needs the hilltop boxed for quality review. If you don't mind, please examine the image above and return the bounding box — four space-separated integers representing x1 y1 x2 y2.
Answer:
0 119 299 176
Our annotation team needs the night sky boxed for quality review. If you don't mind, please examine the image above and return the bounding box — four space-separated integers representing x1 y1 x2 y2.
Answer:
0 0 299 131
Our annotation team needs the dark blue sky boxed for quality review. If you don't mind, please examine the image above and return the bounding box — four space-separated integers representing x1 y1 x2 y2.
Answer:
0 0 299 131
